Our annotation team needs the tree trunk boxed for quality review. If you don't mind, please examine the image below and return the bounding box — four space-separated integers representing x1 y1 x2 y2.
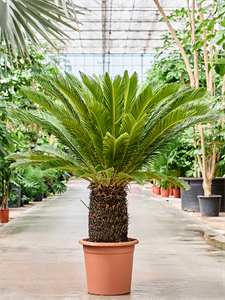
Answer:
1 171 10 210
202 181 212 197
88 183 129 242
153 0 195 85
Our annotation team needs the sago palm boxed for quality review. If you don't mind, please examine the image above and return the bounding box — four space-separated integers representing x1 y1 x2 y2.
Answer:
8 71 218 242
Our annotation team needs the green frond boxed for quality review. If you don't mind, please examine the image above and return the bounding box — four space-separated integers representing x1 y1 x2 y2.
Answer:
123 71 138 114
166 176 191 191
9 70 219 187
117 113 147 172
34 74 79 118
128 172 148 185
143 171 167 182
10 159 42 169
103 132 129 168
52 72 90 122
102 73 124 136
8 109 97 172
132 83 182 121
8 152 56 162
33 145 81 167
80 72 104 104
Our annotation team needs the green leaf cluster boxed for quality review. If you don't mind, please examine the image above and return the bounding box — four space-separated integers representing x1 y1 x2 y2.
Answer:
8 71 218 189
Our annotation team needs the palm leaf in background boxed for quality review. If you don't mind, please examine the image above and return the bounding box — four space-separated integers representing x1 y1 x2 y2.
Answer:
0 0 86 60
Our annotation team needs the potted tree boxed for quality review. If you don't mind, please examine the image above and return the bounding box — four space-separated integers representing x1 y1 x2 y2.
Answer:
152 2 225 215
0 117 18 223
9 71 217 295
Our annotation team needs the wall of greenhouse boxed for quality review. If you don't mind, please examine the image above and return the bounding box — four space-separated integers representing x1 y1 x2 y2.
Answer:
47 53 155 82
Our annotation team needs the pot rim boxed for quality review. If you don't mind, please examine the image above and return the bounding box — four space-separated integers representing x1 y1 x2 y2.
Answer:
79 238 139 247
197 195 222 198
179 177 225 180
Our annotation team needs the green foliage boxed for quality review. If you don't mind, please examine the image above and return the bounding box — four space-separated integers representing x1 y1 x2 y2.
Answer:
43 169 70 195
145 5 225 92
0 0 86 61
8 71 219 189
19 166 45 199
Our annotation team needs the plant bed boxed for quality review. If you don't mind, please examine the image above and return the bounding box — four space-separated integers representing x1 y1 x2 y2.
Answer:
180 177 225 212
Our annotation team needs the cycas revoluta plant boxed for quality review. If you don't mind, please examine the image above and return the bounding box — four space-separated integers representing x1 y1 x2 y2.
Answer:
8 71 218 242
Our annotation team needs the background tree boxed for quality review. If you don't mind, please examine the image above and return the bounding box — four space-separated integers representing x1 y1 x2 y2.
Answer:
153 0 225 196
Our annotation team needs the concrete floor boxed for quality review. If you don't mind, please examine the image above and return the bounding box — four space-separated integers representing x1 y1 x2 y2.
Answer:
0 178 225 300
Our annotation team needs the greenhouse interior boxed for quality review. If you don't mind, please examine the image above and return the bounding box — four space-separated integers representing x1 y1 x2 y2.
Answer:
0 0 225 299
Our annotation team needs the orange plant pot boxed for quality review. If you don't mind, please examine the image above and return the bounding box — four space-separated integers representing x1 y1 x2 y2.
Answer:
169 187 173 196
155 186 161 195
0 209 9 223
152 185 156 194
173 188 181 198
79 238 139 295
161 189 169 197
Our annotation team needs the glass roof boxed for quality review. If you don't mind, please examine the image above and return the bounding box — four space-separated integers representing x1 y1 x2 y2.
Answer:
59 0 189 54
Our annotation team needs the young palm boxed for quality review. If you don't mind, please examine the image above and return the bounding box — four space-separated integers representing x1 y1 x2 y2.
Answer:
8 71 218 242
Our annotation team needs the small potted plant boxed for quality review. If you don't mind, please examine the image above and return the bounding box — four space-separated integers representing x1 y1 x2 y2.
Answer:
160 181 170 197
9 71 216 295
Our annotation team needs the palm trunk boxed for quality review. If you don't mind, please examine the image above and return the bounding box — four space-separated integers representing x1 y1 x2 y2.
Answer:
88 183 129 242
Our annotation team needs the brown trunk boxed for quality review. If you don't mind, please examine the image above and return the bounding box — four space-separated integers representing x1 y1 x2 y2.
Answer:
153 0 195 85
1 171 10 210
198 3 210 90
88 183 128 243
202 181 212 197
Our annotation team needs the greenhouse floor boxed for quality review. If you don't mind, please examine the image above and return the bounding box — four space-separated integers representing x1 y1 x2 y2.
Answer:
0 178 225 300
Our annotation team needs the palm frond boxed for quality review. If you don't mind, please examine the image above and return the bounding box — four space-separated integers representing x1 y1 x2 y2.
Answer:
0 0 86 61
9 71 219 186
166 176 191 191
103 132 129 168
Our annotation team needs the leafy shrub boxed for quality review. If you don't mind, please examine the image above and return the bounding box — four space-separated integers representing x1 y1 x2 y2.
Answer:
43 169 71 195
19 166 45 200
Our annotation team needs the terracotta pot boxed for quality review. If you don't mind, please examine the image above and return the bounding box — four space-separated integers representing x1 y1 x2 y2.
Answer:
169 187 173 196
0 209 9 223
155 186 161 195
152 185 156 194
161 189 169 197
79 238 139 295
173 188 181 198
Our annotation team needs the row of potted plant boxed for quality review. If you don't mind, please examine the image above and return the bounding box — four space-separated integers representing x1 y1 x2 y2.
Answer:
0 166 71 223
152 184 181 198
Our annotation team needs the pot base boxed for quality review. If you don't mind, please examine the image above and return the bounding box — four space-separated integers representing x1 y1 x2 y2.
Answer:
79 238 139 295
